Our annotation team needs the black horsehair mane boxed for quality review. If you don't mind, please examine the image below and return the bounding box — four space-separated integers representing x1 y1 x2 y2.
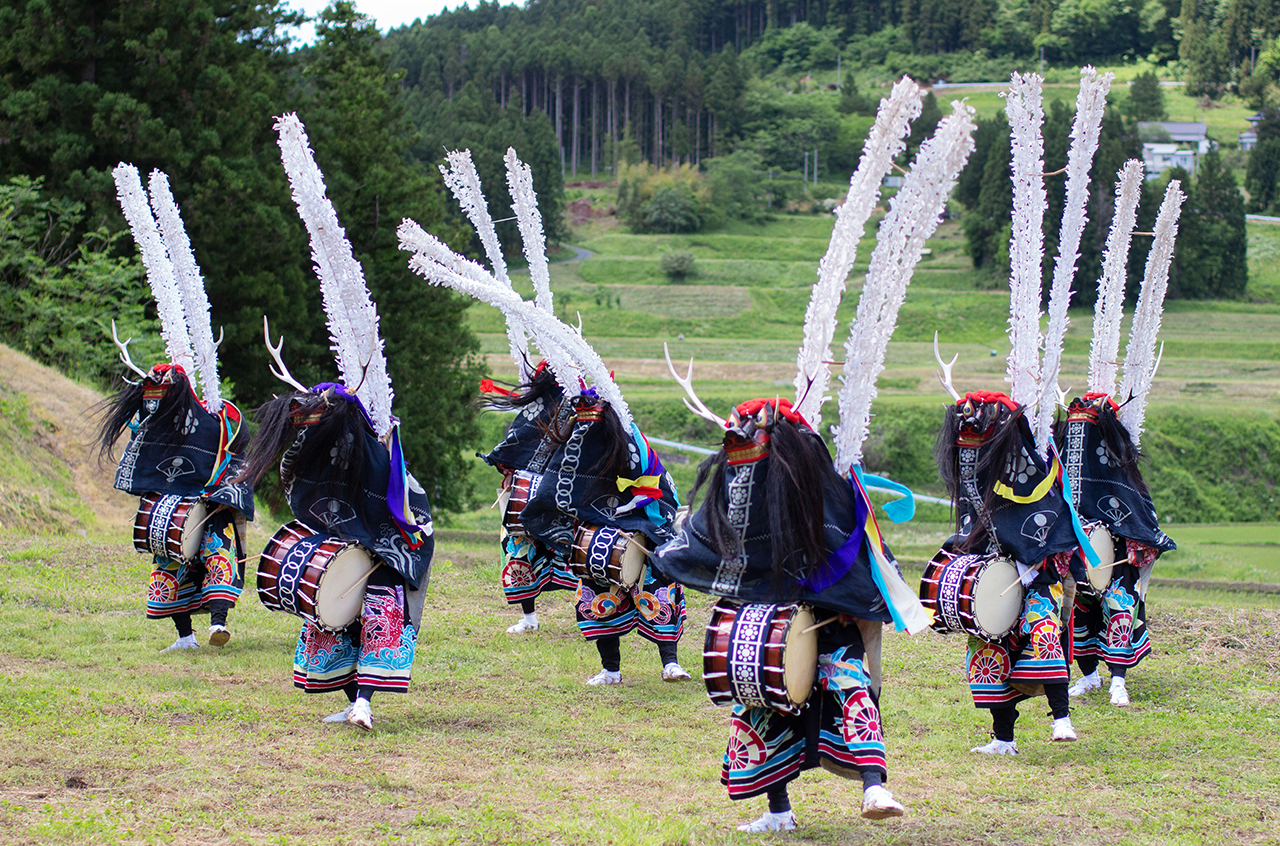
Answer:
92 369 242 466
688 415 842 596
933 400 1029 553
1053 400 1150 496
234 391 369 511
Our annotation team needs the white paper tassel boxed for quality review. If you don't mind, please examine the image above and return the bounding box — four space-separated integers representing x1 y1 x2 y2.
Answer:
275 113 394 439
147 170 222 413
400 218 633 431
1033 67 1114 453
833 102 978 472
1003 73 1047 413
1118 180 1184 446
440 149 531 380
112 163 195 373
1088 160 1145 396
794 77 923 427
505 148 555 316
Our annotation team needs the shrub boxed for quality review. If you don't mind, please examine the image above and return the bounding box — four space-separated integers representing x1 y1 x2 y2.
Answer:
660 250 696 280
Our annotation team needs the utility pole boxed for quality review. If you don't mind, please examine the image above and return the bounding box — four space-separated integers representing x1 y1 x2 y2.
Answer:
803 151 808 188
814 149 818 186
836 53 841 88
1039 46 1044 76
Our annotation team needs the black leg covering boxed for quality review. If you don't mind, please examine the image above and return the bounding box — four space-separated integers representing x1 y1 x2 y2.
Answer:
1045 683 1070 719
172 613 193 638
1108 663 1127 679
1077 655 1100 676
344 681 359 704
596 636 621 672
357 685 375 703
520 598 536 614
861 770 883 789
656 640 678 666
766 785 790 814
207 599 231 628
991 705 1019 742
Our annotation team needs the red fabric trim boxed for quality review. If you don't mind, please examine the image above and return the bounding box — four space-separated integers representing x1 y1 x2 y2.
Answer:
734 397 810 428
479 378 514 397
1081 392 1121 412
960 391 1018 412
532 360 549 377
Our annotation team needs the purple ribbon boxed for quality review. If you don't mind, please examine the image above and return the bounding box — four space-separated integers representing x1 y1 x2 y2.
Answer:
310 382 423 537
799 475 867 593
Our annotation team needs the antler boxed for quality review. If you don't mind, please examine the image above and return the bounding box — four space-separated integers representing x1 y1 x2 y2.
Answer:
263 315 309 393
933 332 961 401
664 343 728 429
1149 341 1164 384
111 320 149 379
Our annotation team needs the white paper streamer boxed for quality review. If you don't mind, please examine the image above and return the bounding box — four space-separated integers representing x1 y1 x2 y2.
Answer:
505 148 555 316
833 101 978 472
1118 180 1184 446
440 148 531 380
147 170 222 413
112 163 195 374
1004 72 1047 414
794 77 923 427
1034 67 1114 453
1088 160 1145 396
275 113 394 439
396 219 629 426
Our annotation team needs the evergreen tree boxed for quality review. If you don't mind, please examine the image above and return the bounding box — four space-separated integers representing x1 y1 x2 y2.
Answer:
1170 151 1248 298
297 2 483 510
836 77 872 115
1126 71 1167 120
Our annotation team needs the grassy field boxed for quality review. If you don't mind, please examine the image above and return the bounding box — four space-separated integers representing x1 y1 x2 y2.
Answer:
1 524 1277 846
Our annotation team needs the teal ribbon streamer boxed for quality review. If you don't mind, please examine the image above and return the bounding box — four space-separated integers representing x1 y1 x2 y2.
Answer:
1052 442 1101 567
860 471 916 523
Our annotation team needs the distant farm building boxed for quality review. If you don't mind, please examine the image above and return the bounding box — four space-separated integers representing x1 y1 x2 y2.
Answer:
1138 121 1211 178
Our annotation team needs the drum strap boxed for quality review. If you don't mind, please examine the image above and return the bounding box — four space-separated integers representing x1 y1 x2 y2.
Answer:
710 463 756 596
1063 420 1086 508
958 447 999 554
726 603 774 710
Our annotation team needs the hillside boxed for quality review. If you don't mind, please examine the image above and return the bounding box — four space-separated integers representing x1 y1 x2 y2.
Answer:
0 344 134 535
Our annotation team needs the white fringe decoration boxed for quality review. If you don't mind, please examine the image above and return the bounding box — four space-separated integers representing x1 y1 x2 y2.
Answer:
505 148 555 316
440 148 531 380
1088 160 1145 396
833 101 978 472
1033 66 1114 454
1003 72 1047 414
147 170 222 413
112 163 195 374
1119 180 1184 446
793 77 923 427
396 220 629 425
275 113 394 439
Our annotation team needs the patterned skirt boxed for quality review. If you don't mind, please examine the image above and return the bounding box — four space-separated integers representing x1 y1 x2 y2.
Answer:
145 507 243 618
293 568 417 693
721 623 886 800
967 576 1070 708
500 533 577 605
1073 560 1151 670
574 569 685 642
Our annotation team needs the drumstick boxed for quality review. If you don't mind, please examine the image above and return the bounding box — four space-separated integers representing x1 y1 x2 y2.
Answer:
800 615 840 635
338 561 381 600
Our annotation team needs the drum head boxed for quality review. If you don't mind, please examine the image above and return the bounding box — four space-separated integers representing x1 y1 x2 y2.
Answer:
180 499 209 560
315 544 374 631
971 557 1022 639
783 606 817 705
619 532 649 588
1087 524 1116 591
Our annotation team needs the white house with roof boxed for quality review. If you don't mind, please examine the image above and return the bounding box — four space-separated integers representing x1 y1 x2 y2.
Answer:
1141 143 1196 178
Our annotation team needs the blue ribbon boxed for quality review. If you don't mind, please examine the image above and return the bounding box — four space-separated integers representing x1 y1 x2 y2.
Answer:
1051 442 1101 567
860 472 916 523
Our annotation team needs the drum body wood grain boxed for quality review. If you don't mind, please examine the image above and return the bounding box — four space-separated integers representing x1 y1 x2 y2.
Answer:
501 471 539 536
257 520 373 632
133 493 209 562
920 549 1021 641
568 524 647 590
702 600 817 715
